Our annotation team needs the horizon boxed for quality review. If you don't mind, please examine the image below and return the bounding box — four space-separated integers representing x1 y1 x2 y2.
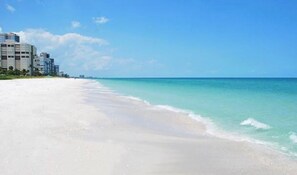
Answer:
1 0 297 77
88 76 297 79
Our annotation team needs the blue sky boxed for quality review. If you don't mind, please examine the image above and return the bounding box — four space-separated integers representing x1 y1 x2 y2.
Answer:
1 0 297 77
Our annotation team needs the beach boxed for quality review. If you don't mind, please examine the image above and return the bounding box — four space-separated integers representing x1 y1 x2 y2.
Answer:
0 78 296 175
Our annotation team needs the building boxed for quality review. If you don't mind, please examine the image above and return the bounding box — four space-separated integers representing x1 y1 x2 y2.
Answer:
34 52 59 76
54 65 59 76
0 32 62 76
0 33 20 43
0 40 37 75
33 55 41 74
49 58 55 75
38 52 51 75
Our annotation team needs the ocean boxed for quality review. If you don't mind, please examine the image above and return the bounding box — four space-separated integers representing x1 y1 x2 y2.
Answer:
96 78 297 157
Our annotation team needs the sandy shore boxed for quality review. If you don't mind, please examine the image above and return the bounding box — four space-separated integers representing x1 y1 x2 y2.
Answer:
0 78 296 175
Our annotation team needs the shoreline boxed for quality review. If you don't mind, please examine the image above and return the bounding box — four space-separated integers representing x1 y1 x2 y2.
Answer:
83 79 297 174
1 78 296 174
96 79 297 159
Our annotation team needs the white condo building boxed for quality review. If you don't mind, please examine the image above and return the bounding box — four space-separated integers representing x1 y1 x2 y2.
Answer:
0 40 37 75
0 33 20 43
1 32 61 76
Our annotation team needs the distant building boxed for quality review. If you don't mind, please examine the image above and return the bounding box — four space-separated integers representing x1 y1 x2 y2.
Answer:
49 58 55 75
0 33 20 43
33 55 41 74
54 65 59 75
0 40 37 75
38 52 51 75
34 52 60 76
79 75 85 78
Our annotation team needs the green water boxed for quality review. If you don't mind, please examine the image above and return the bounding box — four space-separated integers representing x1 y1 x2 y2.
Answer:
96 78 297 157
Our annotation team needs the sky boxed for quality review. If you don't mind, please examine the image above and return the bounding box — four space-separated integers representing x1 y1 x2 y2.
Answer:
1 0 297 77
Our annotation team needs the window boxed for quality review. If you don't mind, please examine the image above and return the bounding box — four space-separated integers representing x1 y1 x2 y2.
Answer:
1 56 7 60
15 56 20 60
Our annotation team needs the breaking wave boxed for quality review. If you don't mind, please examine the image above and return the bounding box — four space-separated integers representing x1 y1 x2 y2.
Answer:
289 132 297 144
240 118 271 130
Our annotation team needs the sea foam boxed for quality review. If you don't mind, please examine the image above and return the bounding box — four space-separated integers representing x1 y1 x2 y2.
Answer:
95 83 272 148
124 96 151 105
154 105 269 145
289 132 297 144
155 105 217 133
95 83 271 146
240 118 271 130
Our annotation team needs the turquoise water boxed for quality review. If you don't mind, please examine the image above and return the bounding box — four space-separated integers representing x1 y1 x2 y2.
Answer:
96 78 297 157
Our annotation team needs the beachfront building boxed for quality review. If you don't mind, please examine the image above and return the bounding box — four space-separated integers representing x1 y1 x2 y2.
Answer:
34 52 59 75
34 52 49 75
49 58 55 75
0 40 37 75
54 65 59 75
1 32 62 76
0 33 20 43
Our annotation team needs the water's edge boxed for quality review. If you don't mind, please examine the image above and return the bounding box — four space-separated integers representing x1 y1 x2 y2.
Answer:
93 79 297 159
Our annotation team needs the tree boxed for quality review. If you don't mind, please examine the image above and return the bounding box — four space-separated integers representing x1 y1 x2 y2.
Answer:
14 69 21 76
8 66 15 75
22 69 27 76
0 68 7 75
33 68 41 76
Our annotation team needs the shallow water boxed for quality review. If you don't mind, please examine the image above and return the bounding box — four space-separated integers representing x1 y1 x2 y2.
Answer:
96 78 297 157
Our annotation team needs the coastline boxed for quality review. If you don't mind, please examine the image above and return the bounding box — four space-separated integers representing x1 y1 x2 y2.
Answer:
1 78 296 175
0 75 57 80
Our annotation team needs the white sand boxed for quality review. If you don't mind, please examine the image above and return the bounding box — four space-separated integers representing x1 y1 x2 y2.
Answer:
0 78 296 175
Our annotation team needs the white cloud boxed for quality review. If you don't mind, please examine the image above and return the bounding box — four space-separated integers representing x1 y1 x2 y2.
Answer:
0 27 2 33
14 29 161 77
93 17 109 24
16 29 111 74
6 4 16 13
71 21 81 29
17 29 107 47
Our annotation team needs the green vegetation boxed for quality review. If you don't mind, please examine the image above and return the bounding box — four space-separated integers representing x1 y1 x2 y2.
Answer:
0 74 46 80
1 67 46 80
0 67 69 80
0 75 40 80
